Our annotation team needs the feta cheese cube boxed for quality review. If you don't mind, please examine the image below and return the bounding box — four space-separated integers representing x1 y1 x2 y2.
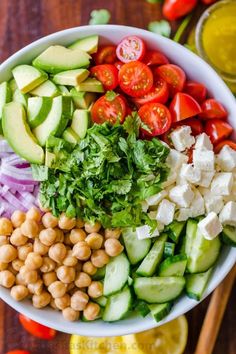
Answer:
190 190 205 217
219 201 236 226
166 149 188 170
156 199 175 225
193 149 215 171
148 211 157 220
176 208 191 221
195 133 213 151
179 163 201 184
146 190 167 206
216 145 236 172
198 212 223 240
169 184 194 208
162 171 177 188
211 172 233 196
170 126 195 152
197 171 215 187
205 194 224 214
136 225 159 240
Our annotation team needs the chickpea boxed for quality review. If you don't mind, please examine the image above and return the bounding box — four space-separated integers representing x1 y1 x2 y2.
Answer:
55 294 71 310
67 282 75 292
58 213 76 230
55 228 64 243
39 228 57 246
71 290 89 311
74 272 92 288
15 273 26 285
91 250 109 268
0 235 9 246
10 285 29 301
42 212 58 228
0 218 13 235
82 261 97 276
64 233 73 246
84 221 101 234
10 228 27 247
48 243 67 263
70 229 86 244
25 252 43 270
32 291 51 308
12 259 24 272
85 233 103 250
50 298 58 310
28 279 43 295
11 210 26 228
56 265 75 284
21 219 39 238
40 257 56 273
75 262 83 273
26 207 41 223
76 218 85 228
0 262 8 271
18 243 33 261
63 250 78 267
20 265 38 284
104 228 121 240
72 241 91 261
33 238 49 256
48 281 67 298
62 307 80 321
88 281 103 299
104 239 124 257
83 302 100 321
0 270 15 288
42 271 57 287
0 244 17 263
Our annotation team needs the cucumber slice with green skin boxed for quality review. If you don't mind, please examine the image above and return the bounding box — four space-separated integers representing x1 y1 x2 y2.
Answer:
94 296 107 307
128 276 133 286
58 85 70 95
185 219 198 255
164 242 175 258
92 266 106 280
103 252 130 296
149 302 172 322
103 286 132 322
158 254 187 277
167 221 186 243
9 79 17 92
134 276 185 303
13 89 29 108
0 82 12 118
27 97 52 128
71 109 90 139
68 35 99 54
136 234 167 276
135 300 150 317
185 268 213 301
122 228 151 265
30 80 59 97
221 225 236 246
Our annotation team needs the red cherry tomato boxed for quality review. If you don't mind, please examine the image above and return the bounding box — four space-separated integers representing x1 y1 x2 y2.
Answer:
114 61 124 70
116 36 146 63
160 130 173 146
19 314 56 340
184 81 207 103
133 77 169 106
205 119 233 145
138 103 172 137
173 118 203 136
155 64 186 97
143 50 169 66
119 61 153 98
214 140 236 153
163 0 198 21
90 64 118 91
91 94 127 124
93 45 117 65
200 98 227 119
170 92 202 122
201 0 217 4
6 351 30 354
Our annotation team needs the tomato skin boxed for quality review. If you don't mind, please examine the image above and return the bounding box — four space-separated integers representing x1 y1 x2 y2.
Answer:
143 50 169 66
91 94 127 124
201 0 217 4
214 140 236 153
200 98 227 120
90 64 118 90
155 64 186 97
184 81 207 103
205 119 233 145
163 0 198 21
173 117 203 136
114 61 124 71
170 92 202 122
19 314 56 340
93 46 117 65
133 77 169 106
6 351 30 354
116 36 146 63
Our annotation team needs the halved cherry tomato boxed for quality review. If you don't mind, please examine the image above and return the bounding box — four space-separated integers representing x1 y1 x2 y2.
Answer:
93 45 117 65
170 92 202 122
184 81 207 103
214 140 236 153
119 61 153 97
116 36 146 63
6 351 30 354
138 103 172 137
173 117 203 136
143 50 169 66
200 98 227 119
133 77 169 106
19 314 56 340
205 119 233 144
163 0 198 21
90 64 118 90
155 64 186 97
91 94 127 124
114 61 124 71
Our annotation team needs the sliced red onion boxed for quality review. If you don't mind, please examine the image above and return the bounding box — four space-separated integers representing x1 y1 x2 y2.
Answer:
0 140 13 152
3 191 27 211
0 174 35 192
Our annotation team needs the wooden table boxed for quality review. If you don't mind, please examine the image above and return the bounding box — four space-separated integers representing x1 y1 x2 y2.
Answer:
0 1 235 353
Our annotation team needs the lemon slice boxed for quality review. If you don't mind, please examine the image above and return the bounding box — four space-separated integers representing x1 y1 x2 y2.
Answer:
70 334 126 354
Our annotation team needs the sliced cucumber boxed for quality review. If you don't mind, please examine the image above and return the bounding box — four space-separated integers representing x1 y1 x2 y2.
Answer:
134 276 185 303
135 300 150 317
149 302 172 322
221 225 236 247
167 221 186 244
164 242 175 258
92 266 106 280
185 268 213 300
103 253 130 296
94 296 107 307
158 254 187 277
103 286 132 322
185 219 198 255
122 228 151 265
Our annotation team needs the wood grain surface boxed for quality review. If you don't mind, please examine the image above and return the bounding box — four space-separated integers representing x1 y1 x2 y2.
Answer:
0 1 235 353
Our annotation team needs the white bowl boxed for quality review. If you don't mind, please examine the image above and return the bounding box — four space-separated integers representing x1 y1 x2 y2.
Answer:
0 25 236 337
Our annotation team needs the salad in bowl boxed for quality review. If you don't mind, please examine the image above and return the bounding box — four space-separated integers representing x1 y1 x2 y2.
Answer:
0 25 235 336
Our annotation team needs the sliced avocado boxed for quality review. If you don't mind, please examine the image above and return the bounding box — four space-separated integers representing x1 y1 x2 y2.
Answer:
58 85 70 96
12 64 48 93
33 95 72 146
33 45 91 74
45 150 56 167
27 97 52 128
76 78 104 93
9 79 18 92
0 82 12 118
2 102 44 164
68 35 99 54
71 109 89 139
30 80 59 97
53 69 89 86
13 89 29 108
70 88 96 109
63 127 80 144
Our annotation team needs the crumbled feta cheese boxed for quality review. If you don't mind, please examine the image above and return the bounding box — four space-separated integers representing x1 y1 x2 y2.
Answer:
198 212 223 240
197 171 215 187
148 211 157 220
146 190 167 206
211 172 233 196
193 150 215 171
162 171 177 188
136 225 158 240
190 190 205 217
166 149 188 170
204 194 224 214
156 199 175 225
219 201 236 226
169 184 194 208
170 126 195 152
216 145 236 172
179 163 201 184
195 133 213 151
176 208 191 221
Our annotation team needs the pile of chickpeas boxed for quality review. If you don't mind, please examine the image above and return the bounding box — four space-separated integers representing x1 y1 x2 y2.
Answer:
0 207 124 321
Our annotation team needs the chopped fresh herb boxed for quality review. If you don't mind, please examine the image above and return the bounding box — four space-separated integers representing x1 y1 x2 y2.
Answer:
89 9 111 25
31 164 48 181
105 90 118 101
148 20 171 38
